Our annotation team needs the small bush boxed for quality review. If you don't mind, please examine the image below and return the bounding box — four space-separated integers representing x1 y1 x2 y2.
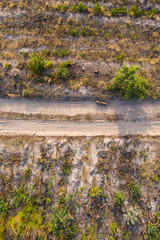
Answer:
71 29 77 36
109 64 151 99
110 7 127 16
53 50 69 58
108 221 118 239
45 61 53 69
58 67 69 80
48 197 77 239
71 4 88 13
116 52 125 61
113 191 125 209
147 224 159 240
57 4 67 12
4 63 12 69
127 181 141 198
144 8 157 17
123 206 142 225
81 29 86 36
27 52 44 74
128 5 142 17
0 199 10 217
93 3 103 15
88 186 103 198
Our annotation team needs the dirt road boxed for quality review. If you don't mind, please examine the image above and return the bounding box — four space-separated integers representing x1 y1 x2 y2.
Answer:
0 98 160 136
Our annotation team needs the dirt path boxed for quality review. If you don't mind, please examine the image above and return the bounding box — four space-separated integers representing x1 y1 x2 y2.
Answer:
0 98 160 136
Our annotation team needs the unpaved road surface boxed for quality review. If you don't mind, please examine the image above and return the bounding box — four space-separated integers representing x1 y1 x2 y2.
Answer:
1 98 160 136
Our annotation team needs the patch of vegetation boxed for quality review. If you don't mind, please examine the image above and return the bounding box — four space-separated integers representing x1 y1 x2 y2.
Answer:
71 4 88 13
108 221 118 240
71 29 77 36
108 64 152 99
113 191 125 209
128 5 142 17
0 199 10 217
4 63 12 69
88 186 103 198
123 206 142 225
127 181 141 198
48 196 78 239
27 52 44 75
110 7 127 16
116 52 125 61
81 225 97 240
53 50 69 58
93 3 103 16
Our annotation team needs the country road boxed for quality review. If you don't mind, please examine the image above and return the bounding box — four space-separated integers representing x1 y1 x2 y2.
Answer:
0 98 160 136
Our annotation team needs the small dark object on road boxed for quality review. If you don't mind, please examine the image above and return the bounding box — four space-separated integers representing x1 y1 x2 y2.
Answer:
96 100 107 106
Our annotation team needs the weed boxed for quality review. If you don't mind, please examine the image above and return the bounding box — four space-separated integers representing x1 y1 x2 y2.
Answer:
127 181 141 198
71 4 88 13
116 52 125 61
48 197 77 239
123 230 131 240
71 29 77 36
110 7 127 16
147 224 159 240
0 199 10 217
81 29 87 37
123 206 142 225
4 63 12 69
108 221 118 240
45 61 53 69
113 191 125 209
88 186 103 198
58 67 69 80
93 3 103 16
104 33 109 40
81 225 97 240
144 8 157 18
128 6 142 17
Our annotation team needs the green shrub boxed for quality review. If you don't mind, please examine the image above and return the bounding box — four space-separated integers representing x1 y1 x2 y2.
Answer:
88 186 103 198
93 3 103 15
127 181 141 198
81 29 86 36
0 199 10 217
27 52 44 74
71 29 77 36
57 4 67 12
123 206 142 225
144 8 157 17
71 4 88 13
104 33 109 40
48 199 77 239
147 224 159 240
113 191 125 209
4 63 12 69
116 52 125 61
58 67 69 80
110 7 127 16
109 64 151 99
108 221 118 240
45 61 53 69
128 5 142 17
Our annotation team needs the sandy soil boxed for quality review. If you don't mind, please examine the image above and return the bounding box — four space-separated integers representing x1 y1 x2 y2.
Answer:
1 98 160 136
